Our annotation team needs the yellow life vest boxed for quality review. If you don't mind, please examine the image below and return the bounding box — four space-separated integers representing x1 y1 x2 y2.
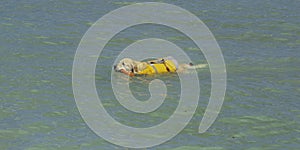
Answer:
137 60 177 75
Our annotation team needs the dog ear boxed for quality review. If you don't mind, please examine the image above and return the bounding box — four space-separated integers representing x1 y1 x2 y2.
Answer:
137 62 148 71
133 66 138 73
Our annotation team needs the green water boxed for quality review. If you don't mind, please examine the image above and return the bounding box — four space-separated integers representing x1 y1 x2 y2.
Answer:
1 0 299 149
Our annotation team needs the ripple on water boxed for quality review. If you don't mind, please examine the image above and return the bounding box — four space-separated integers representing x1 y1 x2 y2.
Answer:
23 122 54 134
0 128 29 140
169 146 225 150
220 115 297 137
43 111 69 118
0 129 30 149
112 1 138 6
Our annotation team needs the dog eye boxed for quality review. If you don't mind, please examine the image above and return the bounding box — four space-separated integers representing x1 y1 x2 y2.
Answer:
122 62 125 66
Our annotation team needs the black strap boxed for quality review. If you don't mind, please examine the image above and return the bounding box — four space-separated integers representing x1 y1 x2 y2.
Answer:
161 59 170 72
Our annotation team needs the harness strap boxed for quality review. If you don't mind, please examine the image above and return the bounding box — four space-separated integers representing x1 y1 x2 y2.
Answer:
161 59 171 72
150 64 158 73
164 63 170 72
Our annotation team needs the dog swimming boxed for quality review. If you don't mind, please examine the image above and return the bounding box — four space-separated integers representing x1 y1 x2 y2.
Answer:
114 56 207 76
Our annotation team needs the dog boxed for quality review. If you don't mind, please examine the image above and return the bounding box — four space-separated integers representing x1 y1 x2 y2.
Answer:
114 56 207 76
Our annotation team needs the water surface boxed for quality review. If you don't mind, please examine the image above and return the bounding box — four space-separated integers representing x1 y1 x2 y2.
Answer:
0 0 299 149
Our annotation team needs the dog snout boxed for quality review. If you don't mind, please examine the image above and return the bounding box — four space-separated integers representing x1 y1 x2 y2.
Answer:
113 65 118 71
113 65 121 72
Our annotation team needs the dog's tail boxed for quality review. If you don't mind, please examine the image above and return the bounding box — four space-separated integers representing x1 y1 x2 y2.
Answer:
185 63 208 69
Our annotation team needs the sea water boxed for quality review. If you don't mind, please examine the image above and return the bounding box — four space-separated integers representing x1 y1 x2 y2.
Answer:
0 0 299 149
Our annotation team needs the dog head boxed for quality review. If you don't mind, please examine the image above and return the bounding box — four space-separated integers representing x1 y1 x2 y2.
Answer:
114 58 148 74
114 58 136 73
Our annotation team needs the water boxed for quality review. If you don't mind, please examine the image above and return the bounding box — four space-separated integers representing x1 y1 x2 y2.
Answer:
1 0 299 149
